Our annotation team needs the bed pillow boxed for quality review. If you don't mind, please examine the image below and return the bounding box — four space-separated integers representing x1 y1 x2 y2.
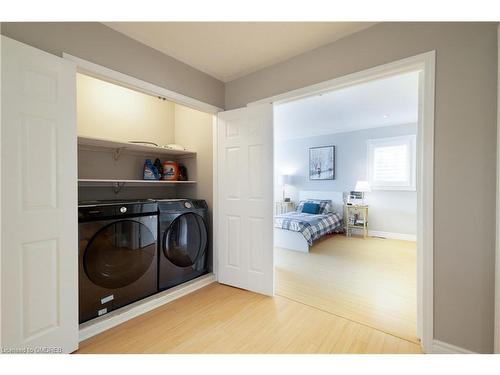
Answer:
296 200 333 214
301 202 320 214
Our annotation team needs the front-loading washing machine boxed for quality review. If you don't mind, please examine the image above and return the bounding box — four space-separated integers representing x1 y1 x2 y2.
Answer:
157 199 209 291
78 199 158 323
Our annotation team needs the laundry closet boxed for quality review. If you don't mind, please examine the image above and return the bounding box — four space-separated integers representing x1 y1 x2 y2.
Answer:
76 72 215 324
1 37 272 353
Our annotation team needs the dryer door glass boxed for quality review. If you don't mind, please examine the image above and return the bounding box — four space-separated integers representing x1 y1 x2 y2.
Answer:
84 220 156 289
164 213 208 267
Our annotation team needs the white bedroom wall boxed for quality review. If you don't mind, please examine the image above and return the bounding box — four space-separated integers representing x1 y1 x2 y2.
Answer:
274 123 417 237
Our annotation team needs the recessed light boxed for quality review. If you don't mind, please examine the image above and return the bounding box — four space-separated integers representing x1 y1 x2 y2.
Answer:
383 114 389 119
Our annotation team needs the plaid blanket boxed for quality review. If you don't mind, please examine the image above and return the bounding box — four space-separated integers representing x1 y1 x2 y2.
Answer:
274 211 343 246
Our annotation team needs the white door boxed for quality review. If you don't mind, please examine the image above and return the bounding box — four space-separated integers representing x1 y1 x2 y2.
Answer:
1 36 78 353
217 104 274 296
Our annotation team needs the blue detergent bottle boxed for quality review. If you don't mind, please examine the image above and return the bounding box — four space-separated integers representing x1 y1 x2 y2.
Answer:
143 159 159 180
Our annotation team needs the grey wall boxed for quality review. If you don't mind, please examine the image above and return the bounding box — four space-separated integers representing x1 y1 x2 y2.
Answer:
275 124 417 236
0 22 225 109
228 22 498 353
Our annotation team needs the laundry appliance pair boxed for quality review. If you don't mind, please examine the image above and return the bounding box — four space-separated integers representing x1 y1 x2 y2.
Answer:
78 198 209 323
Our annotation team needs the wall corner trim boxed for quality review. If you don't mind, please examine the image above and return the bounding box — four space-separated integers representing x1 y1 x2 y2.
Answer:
494 21 500 355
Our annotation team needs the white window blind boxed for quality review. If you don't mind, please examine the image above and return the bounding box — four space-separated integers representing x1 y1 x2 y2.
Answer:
367 135 416 190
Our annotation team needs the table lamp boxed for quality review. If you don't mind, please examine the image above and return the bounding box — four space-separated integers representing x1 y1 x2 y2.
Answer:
279 174 292 202
355 180 371 205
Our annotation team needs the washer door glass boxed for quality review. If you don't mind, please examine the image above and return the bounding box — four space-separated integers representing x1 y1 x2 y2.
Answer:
84 220 156 289
163 213 207 267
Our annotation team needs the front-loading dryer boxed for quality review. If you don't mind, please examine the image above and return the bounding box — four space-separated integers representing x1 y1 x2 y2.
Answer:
157 199 209 291
78 199 158 323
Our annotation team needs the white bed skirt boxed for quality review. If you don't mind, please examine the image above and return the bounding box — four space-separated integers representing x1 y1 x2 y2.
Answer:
274 228 309 253
274 190 345 253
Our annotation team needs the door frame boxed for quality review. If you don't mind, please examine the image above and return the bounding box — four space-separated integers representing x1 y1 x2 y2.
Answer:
249 51 435 352
62 53 222 115
495 23 500 355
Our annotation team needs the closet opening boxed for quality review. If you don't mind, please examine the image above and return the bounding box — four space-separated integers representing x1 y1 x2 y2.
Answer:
74 68 217 339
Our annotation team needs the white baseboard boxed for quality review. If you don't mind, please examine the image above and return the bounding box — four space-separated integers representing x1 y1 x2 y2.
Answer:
429 339 477 354
368 230 417 242
78 273 216 342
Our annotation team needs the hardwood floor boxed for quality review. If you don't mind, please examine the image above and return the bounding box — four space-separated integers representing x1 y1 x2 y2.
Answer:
275 234 417 342
77 283 421 354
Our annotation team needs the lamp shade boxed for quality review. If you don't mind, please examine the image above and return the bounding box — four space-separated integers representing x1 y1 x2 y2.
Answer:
278 174 292 185
355 180 371 192
282 174 292 185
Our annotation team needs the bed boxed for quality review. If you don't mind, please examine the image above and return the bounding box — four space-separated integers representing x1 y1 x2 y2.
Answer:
274 191 344 252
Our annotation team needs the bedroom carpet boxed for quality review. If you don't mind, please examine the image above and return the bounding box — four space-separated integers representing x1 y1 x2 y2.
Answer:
275 234 418 343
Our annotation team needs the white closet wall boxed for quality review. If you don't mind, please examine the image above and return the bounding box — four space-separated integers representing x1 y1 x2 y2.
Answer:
77 73 175 145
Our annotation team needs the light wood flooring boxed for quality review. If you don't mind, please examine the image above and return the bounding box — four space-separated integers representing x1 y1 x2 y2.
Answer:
275 234 417 342
77 282 421 354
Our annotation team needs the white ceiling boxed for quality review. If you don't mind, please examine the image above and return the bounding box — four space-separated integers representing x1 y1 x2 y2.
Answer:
275 71 420 141
103 22 374 82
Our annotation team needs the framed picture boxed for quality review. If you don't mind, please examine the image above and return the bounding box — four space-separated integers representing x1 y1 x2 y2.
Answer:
309 145 335 180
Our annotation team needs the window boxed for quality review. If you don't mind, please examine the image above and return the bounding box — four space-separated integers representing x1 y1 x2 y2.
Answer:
367 135 416 191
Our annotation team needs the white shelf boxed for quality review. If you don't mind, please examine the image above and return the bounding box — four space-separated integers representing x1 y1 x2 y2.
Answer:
77 135 196 157
78 179 197 187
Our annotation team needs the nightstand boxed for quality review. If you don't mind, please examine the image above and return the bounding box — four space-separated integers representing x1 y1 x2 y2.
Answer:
345 205 369 238
275 201 295 215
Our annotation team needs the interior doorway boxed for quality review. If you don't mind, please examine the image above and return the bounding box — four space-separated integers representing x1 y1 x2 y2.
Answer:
244 51 435 352
272 71 420 342
213 52 435 352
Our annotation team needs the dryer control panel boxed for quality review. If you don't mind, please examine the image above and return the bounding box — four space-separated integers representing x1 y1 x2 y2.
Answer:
157 199 208 212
